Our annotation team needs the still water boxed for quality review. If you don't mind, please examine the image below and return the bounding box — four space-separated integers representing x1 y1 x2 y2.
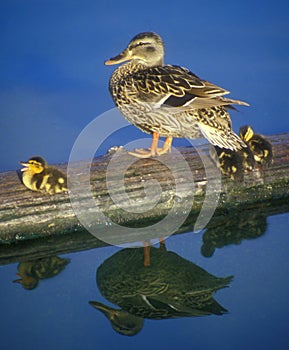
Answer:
1 212 289 350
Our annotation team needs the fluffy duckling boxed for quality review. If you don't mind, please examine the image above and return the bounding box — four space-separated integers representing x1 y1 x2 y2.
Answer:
239 125 273 168
239 145 256 172
210 145 244 182
20 156 67 195
13 256 70 290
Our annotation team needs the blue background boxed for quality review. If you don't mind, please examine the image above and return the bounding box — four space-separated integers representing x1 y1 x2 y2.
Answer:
1 0 289 171
1 2 289 348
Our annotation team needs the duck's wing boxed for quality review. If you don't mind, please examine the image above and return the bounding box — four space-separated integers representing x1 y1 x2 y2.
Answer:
132 65 248 109
44 168 68 193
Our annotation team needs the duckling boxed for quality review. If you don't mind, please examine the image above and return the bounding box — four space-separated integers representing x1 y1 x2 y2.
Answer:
239 125 273 168
20 156 67 195
239 145 256 172
210 145 244 181
105 32 249 158
13 256 70 290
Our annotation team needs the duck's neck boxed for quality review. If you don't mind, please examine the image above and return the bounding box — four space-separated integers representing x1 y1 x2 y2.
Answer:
110 61 148 85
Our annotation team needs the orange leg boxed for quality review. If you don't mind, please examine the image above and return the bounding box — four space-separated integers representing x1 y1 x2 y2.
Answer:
150 132 160 156
159 237 167 251
161 136 173 154
143 244 151 267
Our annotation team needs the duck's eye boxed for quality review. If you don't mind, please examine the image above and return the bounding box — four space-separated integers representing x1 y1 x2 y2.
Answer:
129 42 147 50
146 46 155 52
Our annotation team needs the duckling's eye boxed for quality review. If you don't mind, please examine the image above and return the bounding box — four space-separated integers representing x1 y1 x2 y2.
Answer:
29 160 41 167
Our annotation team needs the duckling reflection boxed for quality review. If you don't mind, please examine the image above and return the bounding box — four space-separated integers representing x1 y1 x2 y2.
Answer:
201 210 267 257
13 256 70 290
89 244 233 336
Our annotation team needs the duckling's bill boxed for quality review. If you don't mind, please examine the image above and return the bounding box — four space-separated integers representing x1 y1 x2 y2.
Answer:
20 162 29 171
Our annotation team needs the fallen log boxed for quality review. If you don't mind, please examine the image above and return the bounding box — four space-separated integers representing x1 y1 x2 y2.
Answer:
0 133 288 264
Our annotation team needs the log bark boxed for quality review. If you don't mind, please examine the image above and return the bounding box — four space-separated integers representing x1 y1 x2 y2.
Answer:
0 133 289 264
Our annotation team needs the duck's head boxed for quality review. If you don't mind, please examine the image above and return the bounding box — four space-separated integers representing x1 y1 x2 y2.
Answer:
89 301 144 336
239 125 254 142
20 156 47 174
105 32 164 67
13 275 39 290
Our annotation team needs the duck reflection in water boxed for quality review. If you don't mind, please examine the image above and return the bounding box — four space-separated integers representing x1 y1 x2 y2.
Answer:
89 243 233 336
13 256 70 290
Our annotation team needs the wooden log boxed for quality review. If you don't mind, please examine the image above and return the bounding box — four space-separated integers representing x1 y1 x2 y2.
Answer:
0 133 289 264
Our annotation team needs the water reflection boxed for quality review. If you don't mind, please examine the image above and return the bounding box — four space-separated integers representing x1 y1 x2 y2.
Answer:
90 244 233 336
13 255 70 290
201 210 267 257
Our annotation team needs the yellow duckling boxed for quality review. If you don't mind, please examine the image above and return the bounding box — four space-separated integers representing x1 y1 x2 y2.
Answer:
20 156 67 195
239 125 273 168
13 256 70 290
210 145 244 181
239 144 256 172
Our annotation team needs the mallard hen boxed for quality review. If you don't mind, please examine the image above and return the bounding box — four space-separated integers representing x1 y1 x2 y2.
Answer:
90 246 233 335
105 32 249 158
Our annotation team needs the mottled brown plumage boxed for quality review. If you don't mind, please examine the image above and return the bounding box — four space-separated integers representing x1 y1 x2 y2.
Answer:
90 246 233 336
105 32 249 157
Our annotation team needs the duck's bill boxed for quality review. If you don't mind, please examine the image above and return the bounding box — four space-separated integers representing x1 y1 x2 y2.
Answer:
13 273 22 283
20 161 28 171
12 278 23 284
89 300 119 319
105 50 131 65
